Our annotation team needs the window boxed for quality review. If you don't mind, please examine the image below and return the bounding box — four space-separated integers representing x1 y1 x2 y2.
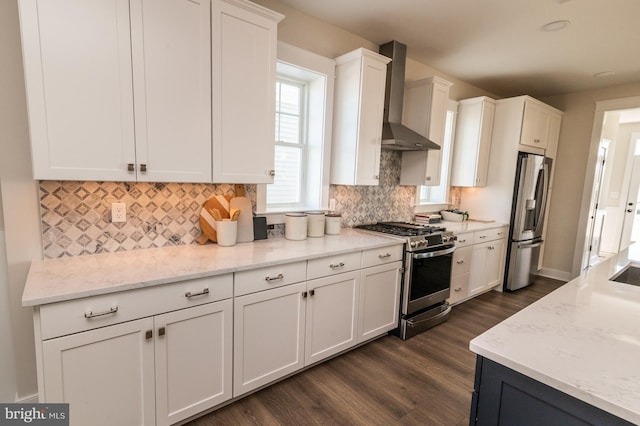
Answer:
417 101 458 207
269 79 306 207
257 42 335 218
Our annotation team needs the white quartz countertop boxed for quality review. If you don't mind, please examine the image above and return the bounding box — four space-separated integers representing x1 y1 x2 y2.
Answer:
23 229 402 307
442 219 508 234
470 244 640 423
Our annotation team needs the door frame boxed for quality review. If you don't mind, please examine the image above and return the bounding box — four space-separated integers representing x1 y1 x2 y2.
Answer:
573 96 640 277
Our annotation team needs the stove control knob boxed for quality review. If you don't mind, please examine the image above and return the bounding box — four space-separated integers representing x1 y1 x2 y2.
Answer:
410 241 417 248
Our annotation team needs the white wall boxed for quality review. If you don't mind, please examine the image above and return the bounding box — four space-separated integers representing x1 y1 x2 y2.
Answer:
0 0 42 400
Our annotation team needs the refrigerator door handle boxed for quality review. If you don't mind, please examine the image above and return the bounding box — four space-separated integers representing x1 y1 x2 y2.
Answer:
534 163 550 235
517 240 544 249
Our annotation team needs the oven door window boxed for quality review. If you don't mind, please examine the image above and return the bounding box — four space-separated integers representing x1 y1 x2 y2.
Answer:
409 251 453 302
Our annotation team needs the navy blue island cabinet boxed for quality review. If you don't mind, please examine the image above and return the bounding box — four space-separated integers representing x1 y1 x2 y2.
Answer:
469 356 634 426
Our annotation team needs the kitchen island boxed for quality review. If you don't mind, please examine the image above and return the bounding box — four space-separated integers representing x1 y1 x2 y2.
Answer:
469 244 640 425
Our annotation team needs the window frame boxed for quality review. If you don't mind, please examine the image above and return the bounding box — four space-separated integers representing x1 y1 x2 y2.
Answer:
415 99 459 212
256 42 335 223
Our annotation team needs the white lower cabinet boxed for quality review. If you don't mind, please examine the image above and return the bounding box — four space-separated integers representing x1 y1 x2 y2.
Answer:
41 299 232 426
358 261 402 341
154 301 233 426
42 317 157 426
306 271 360 365
233 282 306 397
469 238 506 297
448 227 507 304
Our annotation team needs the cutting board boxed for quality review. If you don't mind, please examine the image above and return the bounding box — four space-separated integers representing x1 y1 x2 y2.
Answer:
231 185 254 242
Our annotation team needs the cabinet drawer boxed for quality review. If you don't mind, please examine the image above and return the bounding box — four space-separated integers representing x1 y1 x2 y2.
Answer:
361 245 403 268
455 232 474 248
39 274 233 340
452 246 473 276
234 261 307 296
449 272 470 305
307 251 362 280
475 227 508 243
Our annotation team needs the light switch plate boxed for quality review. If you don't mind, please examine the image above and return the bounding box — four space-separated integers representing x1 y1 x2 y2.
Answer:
112 202 126 223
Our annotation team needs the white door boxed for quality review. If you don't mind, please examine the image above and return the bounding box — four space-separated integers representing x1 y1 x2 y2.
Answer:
19 0 136 181
469 243 490 297
233 283 306 397
305 271 360 365
358 262 402 342
485 239 506 288
130 0 212 183
154 300 232 426
620 155 640 251
520 100 551 149
42 318 156 426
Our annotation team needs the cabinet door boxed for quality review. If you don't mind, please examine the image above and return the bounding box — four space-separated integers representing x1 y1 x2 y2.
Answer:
485 238 506 288
19 0 136 181
358 261 402 342
154 300 232 426
306 271 360 365
520 101 551 149
41 317 155 426
233 282 306 397
355 57 387 185
130 0 212 183
469 243 489 297
212 0 281 184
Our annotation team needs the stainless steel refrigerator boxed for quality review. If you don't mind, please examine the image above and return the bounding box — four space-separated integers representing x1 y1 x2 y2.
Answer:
505 152 552 291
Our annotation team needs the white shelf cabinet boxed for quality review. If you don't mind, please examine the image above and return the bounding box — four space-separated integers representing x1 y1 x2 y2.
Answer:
450 96 496 187
19 0 213 182
358 261 402 341
211 0 283 184
36 275 233 426
400 76 453 186
331 48 390 186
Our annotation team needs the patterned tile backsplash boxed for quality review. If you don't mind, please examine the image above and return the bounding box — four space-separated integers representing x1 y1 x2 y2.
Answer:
39 151 448 258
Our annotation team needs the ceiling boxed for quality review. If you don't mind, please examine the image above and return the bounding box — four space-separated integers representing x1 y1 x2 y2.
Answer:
275 0 640 98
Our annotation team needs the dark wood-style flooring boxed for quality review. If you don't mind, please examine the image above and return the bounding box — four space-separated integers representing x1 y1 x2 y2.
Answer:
188 277 565 426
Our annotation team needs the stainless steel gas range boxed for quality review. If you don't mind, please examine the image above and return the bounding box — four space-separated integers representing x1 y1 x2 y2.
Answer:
357 222 456 339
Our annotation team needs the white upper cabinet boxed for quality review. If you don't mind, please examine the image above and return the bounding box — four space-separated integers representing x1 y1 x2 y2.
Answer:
211 0 283 184
19 0 282 184
400 76 453 186
331 48 390 186
19 0 137 181
131 0 213 183
450 96 496 187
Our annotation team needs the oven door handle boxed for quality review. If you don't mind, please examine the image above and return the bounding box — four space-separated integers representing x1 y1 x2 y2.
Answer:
411 246 456 259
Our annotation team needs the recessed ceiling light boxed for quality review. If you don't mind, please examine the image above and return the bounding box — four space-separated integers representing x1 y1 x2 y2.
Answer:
541 20 571 32
593 71 616 78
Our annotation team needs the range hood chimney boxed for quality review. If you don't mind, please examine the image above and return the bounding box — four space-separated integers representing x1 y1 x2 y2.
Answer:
378 41 440 151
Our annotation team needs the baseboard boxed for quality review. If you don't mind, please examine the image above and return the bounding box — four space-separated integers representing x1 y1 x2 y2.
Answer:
15 393 38 404
538 267 571 282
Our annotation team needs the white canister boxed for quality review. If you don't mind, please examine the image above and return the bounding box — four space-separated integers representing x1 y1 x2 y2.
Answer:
306 211 325 237
285 213 308 240
325 213 341 235
216 219 237 247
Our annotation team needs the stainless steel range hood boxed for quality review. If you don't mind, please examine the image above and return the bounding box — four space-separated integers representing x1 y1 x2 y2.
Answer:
379 41 440 151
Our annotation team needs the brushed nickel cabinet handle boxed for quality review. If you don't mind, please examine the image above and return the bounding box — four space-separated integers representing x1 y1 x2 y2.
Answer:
140 164 147 172
269 170 275 176
309 289 315 296
330 262 345 269
127 163 135 172
185 288 209 298
158 327 165 337
456 260 464 264
378 253 392 259
265 273 284 282
84 306 118 319
145 330 153 340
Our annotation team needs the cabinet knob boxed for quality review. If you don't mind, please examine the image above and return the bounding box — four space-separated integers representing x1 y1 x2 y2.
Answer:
456 260 464 264
454 287 462 292
145 330 153 340
374 175 379 179
127 163 135 172
140 163 147 173
269 170 275 177
309 289 315 297
425 176 432 181
158 327 166 337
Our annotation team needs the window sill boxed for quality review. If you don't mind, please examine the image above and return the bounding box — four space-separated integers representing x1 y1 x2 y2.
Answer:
414 203 450 214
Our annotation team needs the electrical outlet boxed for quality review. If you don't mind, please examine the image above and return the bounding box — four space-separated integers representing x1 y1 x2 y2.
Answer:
329 198 336 211
112 202 126 223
